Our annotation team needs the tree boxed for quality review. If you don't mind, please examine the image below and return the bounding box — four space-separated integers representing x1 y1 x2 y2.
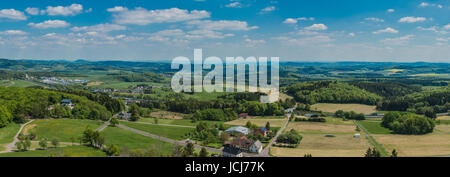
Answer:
154 118 159 124
364 147 381 157
183 143 195 157
304 154 312 157
265 122 271 131
335 110 345 118
199 147 209 157
51 138 59 148
172 145 184 157
15 141 23 151
110 117 119 127
106 144 120 156
28 131 37 140
39 138 48 149
391 149 398 157
70 137 76 146
130 110 140 121
23 138 31 151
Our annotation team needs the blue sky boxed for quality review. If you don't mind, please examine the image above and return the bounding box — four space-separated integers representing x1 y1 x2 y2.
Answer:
0 0 449 62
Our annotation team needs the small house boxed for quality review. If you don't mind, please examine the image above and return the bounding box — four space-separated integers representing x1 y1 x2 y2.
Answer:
222 145 243 157
249 140 263 154
238 113 249 118
61 99 73 108
228 136 253 151
225 126 249 135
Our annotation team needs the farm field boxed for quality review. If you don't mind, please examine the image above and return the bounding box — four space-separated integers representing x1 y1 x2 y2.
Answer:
102 126 175 156
271 134 370 157
149 111 188 120
438 116 450 120
370 125 450 157
0 80 43 88
22 119 104 142
138 118 222 127
287 121 358 134
357 120 392 134
311 103 377 115
0 123 20 144
120 121 193 140
225 118 287 127
0 146 107 157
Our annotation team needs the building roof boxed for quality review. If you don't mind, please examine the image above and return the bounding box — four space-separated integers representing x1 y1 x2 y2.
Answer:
61 99 72 103
223 145 242 155
252 140 263 148
225 126 249 134
230 136 253 149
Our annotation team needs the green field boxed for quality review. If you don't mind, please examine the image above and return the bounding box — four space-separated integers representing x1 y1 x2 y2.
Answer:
357 120 392 134
102 126 175 156
138 118 223 127
0 122 20 144
0 80 43 88
120 121 193 140
23 119 104 142
0 146 107 157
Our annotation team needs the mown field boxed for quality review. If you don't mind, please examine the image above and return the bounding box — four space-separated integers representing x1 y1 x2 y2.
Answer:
22 119 104 142
102 126 175 156
120 121 193 140
311 103 377 115
357 120 392 134
271 117 371 157
0 146 107 157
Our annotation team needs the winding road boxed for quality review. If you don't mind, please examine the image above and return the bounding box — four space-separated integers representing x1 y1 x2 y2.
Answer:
0 120 35 153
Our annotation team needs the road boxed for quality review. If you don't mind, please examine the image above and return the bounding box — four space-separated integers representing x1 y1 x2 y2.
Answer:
0 120 35 153
258 110 293 157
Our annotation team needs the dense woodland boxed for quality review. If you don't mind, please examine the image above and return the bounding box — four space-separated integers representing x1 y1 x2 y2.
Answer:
381 112 435 134
286 81 381 105
0 87 113 128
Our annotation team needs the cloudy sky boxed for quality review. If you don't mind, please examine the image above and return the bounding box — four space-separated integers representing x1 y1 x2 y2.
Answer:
0 0 449 62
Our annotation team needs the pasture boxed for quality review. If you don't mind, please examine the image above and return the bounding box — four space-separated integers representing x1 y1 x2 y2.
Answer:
102 126 175 156
22 119 104 142
225 118 287 127
120 121 193 140
357 120 392 134
311 103 376 115
287 121 358 135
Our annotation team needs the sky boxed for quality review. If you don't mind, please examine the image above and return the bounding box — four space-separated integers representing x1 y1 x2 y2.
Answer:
0 0 449 62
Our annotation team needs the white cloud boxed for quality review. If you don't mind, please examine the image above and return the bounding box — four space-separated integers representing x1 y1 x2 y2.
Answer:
380 35 414 45
111 7 210 25
28 20 70 29
444 24 450 30
244 38 266 47
185 30 234 39
417 26 439 32
44 4 84 16
304 24 328 31
0 30 28 35
25 7 40 15
373 27 398 34
365 17 384 22
226 2 243 8
387 9 395 13
107 6 128 12
419 2 443 8
398 16 426 23
260 6 276 13
71 23 127 32
0 9 27 20
275 35 333 45
283 17 314 24
348 32 355 37
187 20 258 31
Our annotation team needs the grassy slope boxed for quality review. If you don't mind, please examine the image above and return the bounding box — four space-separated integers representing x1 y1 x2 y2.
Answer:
0 146 107 157
23 119 104 142
120 121 193 140
0 122 20 144
102 126 174 156
357 120 392 134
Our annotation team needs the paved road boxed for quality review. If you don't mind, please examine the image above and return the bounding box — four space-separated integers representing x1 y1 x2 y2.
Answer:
0 120 35 153
96 121 110 132
259 110 293 157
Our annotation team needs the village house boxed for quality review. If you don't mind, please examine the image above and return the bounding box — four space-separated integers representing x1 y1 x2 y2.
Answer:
228 136 253 151
61 99 74 109
249 140 263 153
222 144 243 157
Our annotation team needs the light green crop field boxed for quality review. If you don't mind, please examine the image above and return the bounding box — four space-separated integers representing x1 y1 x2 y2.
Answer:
0 146 107 157
22 119 104 142
357 120 392 134
0 122 20 144
102 126 175 156
120 121 194 140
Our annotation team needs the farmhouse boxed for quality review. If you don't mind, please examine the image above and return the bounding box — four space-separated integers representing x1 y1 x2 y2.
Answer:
222 144 243 157
61 99 74 108
229 136 253 151
225 126 249 135
249 140 263 153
